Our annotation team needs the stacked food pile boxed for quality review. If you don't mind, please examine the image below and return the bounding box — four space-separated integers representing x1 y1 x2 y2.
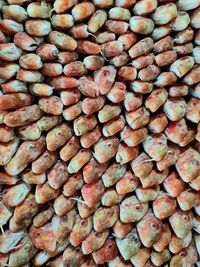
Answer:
0 0 199 266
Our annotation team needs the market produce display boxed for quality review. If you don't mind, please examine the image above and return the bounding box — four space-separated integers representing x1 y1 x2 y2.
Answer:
0 0 200 266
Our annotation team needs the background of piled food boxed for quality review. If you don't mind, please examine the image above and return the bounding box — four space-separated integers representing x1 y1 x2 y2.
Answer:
0 0 200 266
